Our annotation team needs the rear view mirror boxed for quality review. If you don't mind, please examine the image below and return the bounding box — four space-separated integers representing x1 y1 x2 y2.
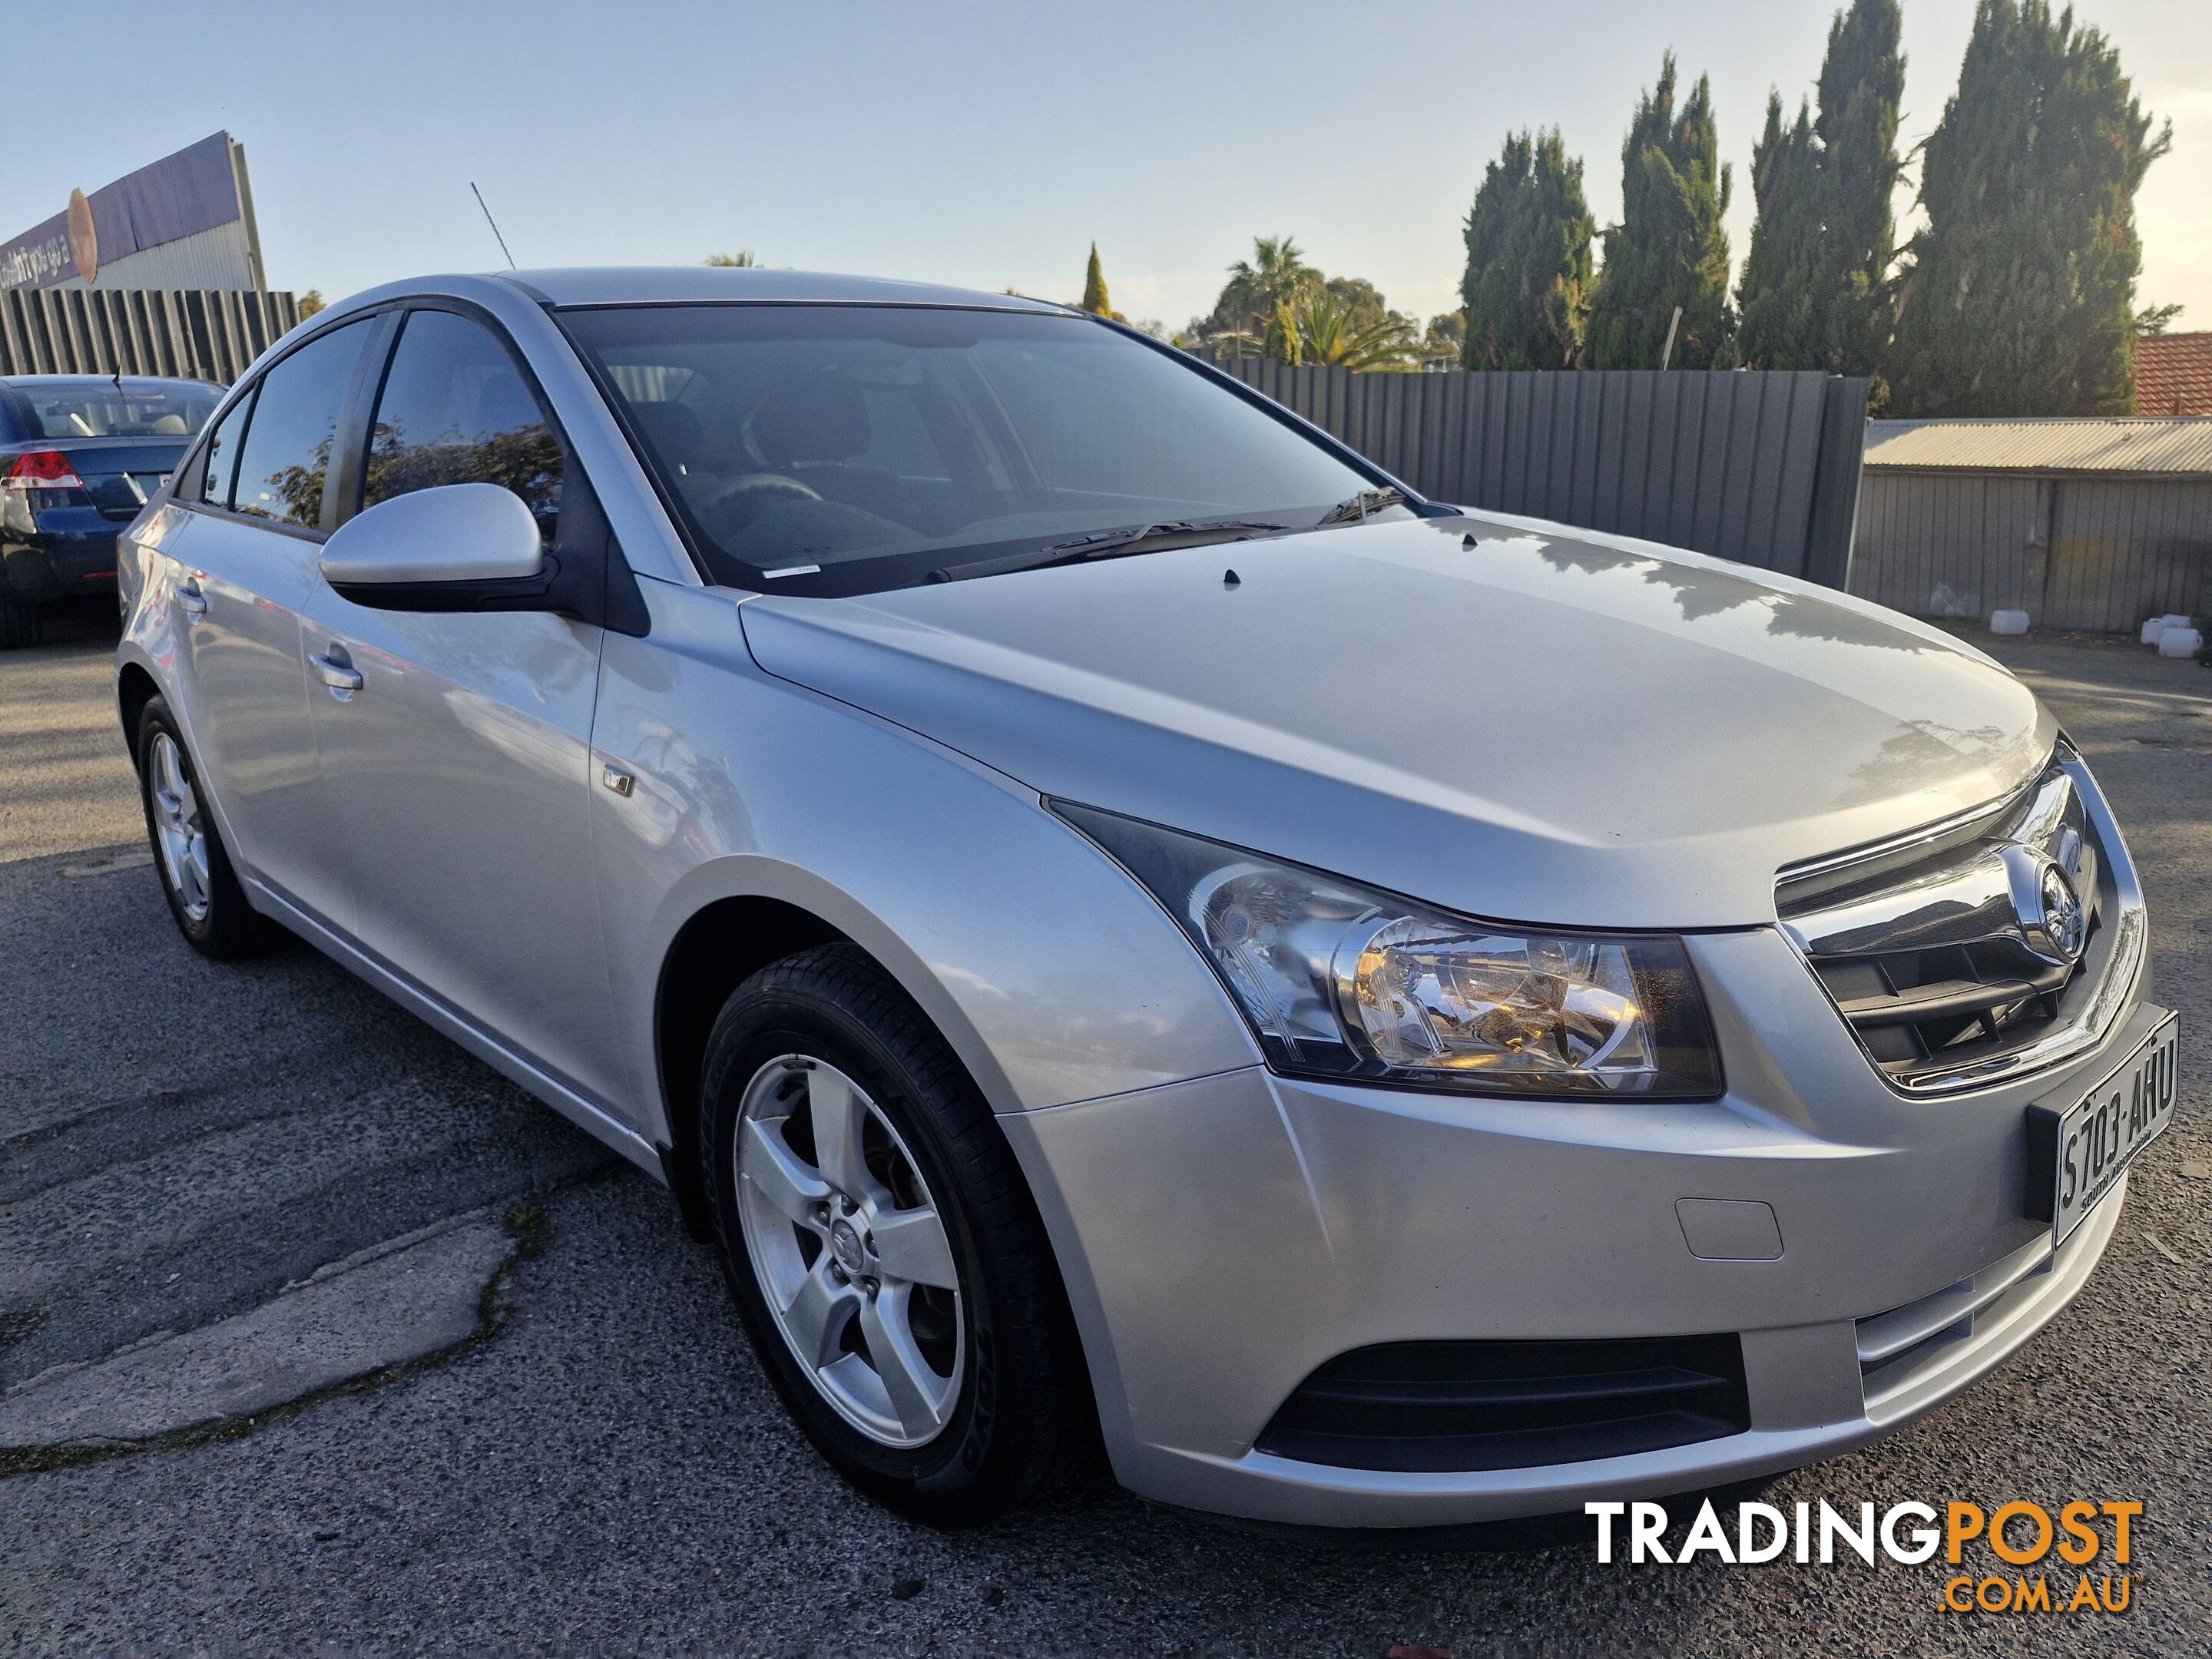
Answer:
320 482 545 598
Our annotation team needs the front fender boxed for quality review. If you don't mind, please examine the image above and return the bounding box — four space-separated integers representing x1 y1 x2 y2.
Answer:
591 580 1260 1145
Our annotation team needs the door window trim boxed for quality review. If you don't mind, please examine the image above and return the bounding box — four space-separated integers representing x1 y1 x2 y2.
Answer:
170 308 396 545
336 297 582 536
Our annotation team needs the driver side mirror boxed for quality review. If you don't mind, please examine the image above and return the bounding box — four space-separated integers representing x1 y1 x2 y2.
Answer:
320 482 548 611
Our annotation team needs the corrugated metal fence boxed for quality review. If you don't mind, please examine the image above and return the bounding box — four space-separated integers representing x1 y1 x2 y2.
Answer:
1853 472 2212 631
0 287 302 385
1208 359 1870 587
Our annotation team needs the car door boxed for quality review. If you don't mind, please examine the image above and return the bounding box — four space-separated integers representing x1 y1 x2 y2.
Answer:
300 305 621 1109
161 318 381 932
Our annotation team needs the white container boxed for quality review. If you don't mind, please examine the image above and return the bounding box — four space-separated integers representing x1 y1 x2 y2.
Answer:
2157 626 2202 659
2143 616 2170 644
1989 609 2031 636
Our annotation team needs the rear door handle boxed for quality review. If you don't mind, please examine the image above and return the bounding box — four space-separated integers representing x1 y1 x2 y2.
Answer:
177 580 207 621
311 651 363 697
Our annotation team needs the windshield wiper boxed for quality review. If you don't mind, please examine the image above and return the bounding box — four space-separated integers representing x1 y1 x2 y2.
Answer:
925 519 1285 584
1315 486 1409 528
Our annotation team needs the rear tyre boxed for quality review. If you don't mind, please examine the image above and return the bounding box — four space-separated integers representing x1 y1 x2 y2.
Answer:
0 591 41 650
134 695 284 959
699 942 1094 1527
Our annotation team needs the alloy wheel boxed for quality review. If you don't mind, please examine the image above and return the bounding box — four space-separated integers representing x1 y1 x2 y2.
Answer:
733 1055 965 1448
147 731 212 924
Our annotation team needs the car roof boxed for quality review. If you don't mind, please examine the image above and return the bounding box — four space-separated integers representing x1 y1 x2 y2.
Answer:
494 266 1071 313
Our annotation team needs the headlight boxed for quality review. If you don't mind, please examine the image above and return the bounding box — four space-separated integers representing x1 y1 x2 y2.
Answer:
1056 803 1723 1100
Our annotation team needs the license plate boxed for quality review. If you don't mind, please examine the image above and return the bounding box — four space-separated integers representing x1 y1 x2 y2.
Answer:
2028 1013 2179 1246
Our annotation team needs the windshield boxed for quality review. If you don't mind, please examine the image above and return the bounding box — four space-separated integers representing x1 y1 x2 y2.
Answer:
15 382 219 440
558 304 1392 593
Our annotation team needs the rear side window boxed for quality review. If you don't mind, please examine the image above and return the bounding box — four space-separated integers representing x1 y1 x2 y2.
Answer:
195 392 253 508
363 310 563 543
230 320 374 528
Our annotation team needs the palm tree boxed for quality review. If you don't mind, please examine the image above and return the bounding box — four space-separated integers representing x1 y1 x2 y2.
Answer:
1280 286 1419 370
1216 236 1319 350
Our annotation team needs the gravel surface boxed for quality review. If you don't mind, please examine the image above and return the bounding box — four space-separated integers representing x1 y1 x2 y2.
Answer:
2 621 2207 1657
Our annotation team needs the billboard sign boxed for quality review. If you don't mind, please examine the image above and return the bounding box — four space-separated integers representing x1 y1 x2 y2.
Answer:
1 132 260 293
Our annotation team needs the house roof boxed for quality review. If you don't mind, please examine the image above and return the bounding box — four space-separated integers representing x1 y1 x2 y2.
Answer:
1862 416 2212 478
2136 332 2212 417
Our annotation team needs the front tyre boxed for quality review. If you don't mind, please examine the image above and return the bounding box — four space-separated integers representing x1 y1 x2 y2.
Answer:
699 943 1093 1527
135 695 283 959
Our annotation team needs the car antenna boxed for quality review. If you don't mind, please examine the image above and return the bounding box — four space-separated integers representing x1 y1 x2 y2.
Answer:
470 182 518 270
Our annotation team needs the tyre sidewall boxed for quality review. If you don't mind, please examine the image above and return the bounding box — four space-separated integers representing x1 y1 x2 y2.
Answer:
0 590 41 649
134 696 268 957
700 970 1019 1513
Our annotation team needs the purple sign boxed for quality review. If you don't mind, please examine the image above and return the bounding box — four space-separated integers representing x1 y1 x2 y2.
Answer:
1 132 242 291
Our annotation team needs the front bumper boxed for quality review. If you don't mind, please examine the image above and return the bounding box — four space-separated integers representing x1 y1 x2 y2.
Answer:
1000 926 2158 1527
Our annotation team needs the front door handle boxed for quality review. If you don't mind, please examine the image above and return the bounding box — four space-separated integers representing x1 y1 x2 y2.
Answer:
177 579 207 621
311 651 363 697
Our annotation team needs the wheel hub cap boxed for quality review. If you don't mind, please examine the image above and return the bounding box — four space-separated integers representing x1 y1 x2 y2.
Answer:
828 1217 868 1278
147 731 211 924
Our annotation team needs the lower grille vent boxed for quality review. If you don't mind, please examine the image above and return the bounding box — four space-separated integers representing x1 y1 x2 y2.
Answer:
1255 1335 1749 1473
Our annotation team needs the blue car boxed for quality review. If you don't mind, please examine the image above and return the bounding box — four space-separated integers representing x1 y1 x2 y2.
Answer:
1 374 220 646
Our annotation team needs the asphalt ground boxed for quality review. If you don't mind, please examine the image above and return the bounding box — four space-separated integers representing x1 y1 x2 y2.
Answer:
2 611 2208 1657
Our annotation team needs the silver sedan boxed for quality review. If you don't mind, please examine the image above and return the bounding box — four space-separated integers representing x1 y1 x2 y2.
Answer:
114 267 2173 1529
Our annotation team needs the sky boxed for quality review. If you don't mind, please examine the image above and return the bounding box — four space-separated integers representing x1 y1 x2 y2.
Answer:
4 0 2206 336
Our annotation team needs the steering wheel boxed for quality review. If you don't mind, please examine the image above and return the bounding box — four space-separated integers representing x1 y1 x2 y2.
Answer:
701 472 823 518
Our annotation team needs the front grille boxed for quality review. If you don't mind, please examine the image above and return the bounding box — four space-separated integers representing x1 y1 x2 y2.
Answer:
1777 746 2144 1094
1254 1335 1749 1473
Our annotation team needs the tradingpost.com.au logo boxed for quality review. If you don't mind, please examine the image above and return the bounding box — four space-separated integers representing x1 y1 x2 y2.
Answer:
1587 1498 2141 1615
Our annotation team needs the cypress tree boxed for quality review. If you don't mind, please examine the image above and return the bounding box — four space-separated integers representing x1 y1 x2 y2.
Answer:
1886 0 2171 416
1585 54 1734 369
1078 243 1124 321
1735 95 1825 369
1459 129 1595 369
1816 0 1906 378
1736 0 1905 387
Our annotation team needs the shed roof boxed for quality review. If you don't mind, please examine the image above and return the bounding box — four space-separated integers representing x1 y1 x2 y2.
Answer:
2136 333 2212 417
1863 416 2212 478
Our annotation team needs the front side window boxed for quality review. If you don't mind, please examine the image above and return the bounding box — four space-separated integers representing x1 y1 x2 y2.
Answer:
230 320 374 528
363 310 563 542
561 304 1385 594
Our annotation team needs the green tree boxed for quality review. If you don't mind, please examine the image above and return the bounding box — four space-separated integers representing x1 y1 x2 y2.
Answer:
1281 287 1419 369
1078 242 1127 321
1187 237 1419 366
1585 53 1734 369
1422 309 1466 369
1816 0 1907 378
703 250 760 267
1459 129 1594 369
1736 0 1906 392
1734 96 1825 369
1187 235 1319 351
1886 0 2171 416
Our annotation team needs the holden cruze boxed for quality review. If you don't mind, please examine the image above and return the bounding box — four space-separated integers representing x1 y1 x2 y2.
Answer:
113 268 2175 1528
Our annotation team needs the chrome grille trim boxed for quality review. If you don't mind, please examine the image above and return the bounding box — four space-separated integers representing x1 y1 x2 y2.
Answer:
1777 743 2147 1095
1773 784 2031 894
